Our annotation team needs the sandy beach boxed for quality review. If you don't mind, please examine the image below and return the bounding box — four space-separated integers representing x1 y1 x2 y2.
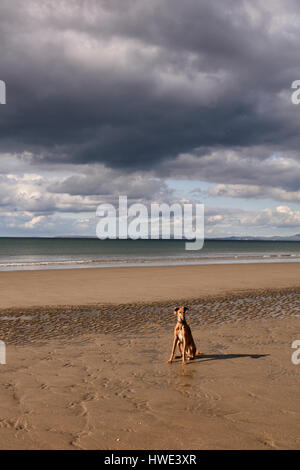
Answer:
0 263 299 449
0 262 300 308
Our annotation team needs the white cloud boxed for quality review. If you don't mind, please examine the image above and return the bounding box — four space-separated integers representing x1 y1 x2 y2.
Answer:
204 205 300 234
0 173 100 212
24 215 45 228
208 183 300 202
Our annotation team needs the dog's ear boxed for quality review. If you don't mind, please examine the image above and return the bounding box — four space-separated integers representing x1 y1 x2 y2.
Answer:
174 307 179 314
183 306 189 313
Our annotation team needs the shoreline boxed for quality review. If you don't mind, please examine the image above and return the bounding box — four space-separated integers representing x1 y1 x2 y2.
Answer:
1 255 300 272
0 262 299 309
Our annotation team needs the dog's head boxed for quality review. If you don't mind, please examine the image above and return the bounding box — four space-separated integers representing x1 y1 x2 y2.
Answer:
174 306 188 323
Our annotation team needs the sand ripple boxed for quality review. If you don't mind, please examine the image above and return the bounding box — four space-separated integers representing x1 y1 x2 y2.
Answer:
0 288 299 345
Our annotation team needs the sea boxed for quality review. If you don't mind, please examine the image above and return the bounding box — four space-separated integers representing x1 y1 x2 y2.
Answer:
0 237 299 271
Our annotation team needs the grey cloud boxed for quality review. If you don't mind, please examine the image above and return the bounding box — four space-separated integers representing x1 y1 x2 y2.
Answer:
1 0 300 176
163 148 300 192
48 167 169 199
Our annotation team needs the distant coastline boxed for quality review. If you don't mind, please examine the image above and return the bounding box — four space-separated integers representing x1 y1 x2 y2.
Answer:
0 234 300 241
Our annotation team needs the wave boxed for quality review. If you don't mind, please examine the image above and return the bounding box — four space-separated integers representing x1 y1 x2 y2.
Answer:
0 252 300 271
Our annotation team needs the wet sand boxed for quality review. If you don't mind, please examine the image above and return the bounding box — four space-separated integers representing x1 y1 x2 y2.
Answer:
0 286 299 449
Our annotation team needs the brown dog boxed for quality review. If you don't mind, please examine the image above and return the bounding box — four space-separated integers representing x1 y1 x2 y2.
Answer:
168 306 201 365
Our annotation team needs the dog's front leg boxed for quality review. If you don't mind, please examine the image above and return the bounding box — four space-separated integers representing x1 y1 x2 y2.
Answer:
175 342 182 358
182 337 186 365
168 336 178 363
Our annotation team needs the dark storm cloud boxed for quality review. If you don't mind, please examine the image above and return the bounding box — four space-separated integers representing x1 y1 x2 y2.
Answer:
1 0 300 185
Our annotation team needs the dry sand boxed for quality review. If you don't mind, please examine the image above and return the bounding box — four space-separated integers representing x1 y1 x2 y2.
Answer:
0 263 299 449
0 262 299 308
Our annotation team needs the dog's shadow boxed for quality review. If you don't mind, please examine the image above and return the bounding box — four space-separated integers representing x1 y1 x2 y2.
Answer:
175 353 269 364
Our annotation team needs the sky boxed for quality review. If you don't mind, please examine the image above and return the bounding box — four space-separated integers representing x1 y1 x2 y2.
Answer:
0 0 300 238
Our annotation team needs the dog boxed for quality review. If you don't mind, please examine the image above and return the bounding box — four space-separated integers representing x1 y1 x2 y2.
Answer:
168 306 201 365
